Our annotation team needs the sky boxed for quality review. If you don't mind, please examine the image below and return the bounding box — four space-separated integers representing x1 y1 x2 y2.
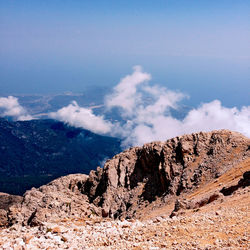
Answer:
0 0 250 107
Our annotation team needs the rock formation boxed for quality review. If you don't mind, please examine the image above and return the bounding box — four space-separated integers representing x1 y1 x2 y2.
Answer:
81 129 249 219
5 130 250 226
0 193 22 227
7 174 99 227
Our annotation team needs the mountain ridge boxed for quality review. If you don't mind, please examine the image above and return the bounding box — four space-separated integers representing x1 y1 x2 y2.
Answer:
3 129 249 227
0 129 249 249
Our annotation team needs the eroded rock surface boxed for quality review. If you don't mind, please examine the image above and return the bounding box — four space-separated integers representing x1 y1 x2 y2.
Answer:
81 130 249 219
6 130 250 226
0 193 22 227
7 174 98 226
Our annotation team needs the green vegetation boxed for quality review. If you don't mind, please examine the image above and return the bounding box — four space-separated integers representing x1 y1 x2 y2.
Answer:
0 118 121 195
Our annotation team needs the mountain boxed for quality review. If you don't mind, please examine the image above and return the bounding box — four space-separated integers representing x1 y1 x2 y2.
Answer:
0 118 121 195
7 129 249 224
0 130 249 249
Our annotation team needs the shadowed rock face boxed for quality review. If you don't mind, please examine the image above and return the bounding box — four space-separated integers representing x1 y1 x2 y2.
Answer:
220 170 250 196
81 130 249 219
0 193 22 227
6 130 250 225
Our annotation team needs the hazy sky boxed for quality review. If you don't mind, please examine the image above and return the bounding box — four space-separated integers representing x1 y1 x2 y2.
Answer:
0 0 249 107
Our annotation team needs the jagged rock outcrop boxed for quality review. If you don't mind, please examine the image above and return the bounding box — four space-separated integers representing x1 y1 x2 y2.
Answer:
7 174 98 226
81 130 249 219
0 193 22 227
6 130 250 225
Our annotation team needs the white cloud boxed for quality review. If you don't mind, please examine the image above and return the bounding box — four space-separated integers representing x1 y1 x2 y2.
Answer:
49 66 250 147
49 101 113 134
0 96 33 121
105 66 250 147
182 100 250 137
118 100 250 148
2 68 248 148
105 65 151 116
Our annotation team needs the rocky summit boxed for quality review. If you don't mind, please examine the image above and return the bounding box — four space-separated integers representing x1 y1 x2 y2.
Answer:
0 129 249 249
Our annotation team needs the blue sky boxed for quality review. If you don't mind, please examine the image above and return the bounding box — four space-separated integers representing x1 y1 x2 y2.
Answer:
0 0 249 107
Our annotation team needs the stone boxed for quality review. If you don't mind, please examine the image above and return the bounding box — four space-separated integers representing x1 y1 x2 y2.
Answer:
5 129 250 227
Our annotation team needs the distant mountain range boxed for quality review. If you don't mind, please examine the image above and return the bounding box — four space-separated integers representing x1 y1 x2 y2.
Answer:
0 118 121 195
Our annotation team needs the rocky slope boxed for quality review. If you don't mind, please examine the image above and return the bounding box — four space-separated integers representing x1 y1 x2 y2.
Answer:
0 129 249 249
82 129 249 220
3 129 249 229
0 193 22 227
1 186 249 249
0 130 250 249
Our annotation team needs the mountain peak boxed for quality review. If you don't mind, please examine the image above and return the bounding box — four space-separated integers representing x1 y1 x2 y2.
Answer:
3 129 249 227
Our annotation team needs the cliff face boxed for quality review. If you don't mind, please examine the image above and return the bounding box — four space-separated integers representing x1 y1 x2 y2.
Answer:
82 130 249 219
5 130 250 226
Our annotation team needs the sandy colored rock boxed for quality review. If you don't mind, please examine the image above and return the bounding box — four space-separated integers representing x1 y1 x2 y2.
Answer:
0 186 249 249
0 192 22 227
81 129 250 219
6 129 250 226
7 174 99 226
1 129 249 249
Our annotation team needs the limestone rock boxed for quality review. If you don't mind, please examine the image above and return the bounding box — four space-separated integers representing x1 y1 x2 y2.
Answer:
6 129 250 225
0 193 22 227
7 174 98 226
81 130 249 219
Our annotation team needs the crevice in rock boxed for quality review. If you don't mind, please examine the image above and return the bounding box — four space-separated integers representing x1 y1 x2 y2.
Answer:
27 209 37 226
176 170 186 196
91 174 108 202
175 142 187 196
117 159 122 187
126 202 132 211
139 150 170 202
193 134 199 156
175 142 185 166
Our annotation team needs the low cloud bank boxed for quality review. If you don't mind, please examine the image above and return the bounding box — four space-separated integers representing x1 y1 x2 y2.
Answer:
49 101 113 135
50 66 250 147
2 67 248 147
0 96 33 121
118 99 250 147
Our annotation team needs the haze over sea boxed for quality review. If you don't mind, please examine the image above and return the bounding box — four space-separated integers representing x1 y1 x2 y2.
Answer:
0 0 249 146
1 1 249 107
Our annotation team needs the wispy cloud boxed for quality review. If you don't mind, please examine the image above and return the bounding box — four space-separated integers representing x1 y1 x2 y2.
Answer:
0 96 33 121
